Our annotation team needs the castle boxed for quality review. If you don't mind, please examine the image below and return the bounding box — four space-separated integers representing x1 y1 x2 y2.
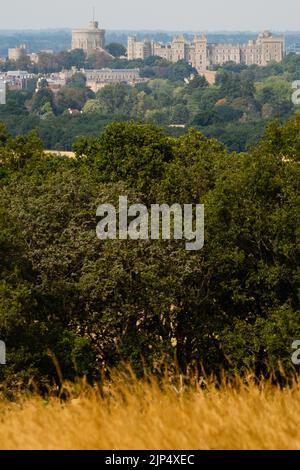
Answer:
8 44 27 62
71 20 106 55
128 31 285 71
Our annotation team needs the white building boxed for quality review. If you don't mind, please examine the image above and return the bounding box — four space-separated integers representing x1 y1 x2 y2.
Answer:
0 80 6 105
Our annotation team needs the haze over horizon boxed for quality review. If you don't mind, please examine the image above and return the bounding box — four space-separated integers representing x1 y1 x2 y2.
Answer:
0 0 299 31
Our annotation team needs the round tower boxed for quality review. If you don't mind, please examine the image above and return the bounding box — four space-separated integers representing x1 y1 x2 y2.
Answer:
71 20 105 55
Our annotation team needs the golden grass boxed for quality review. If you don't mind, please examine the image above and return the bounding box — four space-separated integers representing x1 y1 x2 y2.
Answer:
0 372 299 450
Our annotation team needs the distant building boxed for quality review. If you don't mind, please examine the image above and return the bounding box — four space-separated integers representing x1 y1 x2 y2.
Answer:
8 44 27 61
34 76 65 94
127 36 152 61
208 42 241 66
81 68 145 92
127 31 285 72
72 20 106 55
0 71 35 91
241 31 285 66
58 67 145 92
152 42 172 61
0 80 6 105
6 70 34 80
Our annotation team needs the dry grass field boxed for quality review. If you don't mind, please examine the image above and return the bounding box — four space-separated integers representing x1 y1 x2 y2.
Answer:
0 372 299 450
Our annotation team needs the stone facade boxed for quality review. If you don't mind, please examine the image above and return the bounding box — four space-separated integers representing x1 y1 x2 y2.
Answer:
152 43 172 61
127 36 152 60
58 67 146 93
8 44 27 62
0 71 33 92
72 21 106 55
83 68 144 92
127 31 285 71
209 43 241 66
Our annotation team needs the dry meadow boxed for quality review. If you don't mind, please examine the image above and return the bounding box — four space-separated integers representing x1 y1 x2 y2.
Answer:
0 372 299 450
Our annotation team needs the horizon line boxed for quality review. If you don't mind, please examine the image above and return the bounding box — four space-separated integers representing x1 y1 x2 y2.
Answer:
0 28 299 33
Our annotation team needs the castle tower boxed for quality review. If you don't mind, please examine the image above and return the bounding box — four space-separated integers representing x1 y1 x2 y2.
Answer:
127 36 152 60
127 36 136 60
71 19 106 55
171 36 189 62
193 35 208 71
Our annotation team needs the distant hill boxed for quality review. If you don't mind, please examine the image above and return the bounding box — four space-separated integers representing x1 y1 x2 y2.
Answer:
0 29 71 56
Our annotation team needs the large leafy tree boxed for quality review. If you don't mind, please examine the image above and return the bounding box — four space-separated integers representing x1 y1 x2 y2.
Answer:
0 117 299 392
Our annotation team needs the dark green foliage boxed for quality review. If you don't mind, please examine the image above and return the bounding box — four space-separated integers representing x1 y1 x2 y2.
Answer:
0 116 299 392
105 43 127 58
0 54 299 152
31 87 56 115
76 121 173 193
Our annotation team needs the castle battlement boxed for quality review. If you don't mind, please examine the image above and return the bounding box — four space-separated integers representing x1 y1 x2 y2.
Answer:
127 32 285 71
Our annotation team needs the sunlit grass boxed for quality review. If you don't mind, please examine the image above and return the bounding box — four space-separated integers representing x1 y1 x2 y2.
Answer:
0 371 299 450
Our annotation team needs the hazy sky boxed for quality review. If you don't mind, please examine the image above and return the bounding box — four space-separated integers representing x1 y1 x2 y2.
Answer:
0 0 299 31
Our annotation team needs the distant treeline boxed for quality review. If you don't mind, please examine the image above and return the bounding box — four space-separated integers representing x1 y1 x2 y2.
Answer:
0 53 299 152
